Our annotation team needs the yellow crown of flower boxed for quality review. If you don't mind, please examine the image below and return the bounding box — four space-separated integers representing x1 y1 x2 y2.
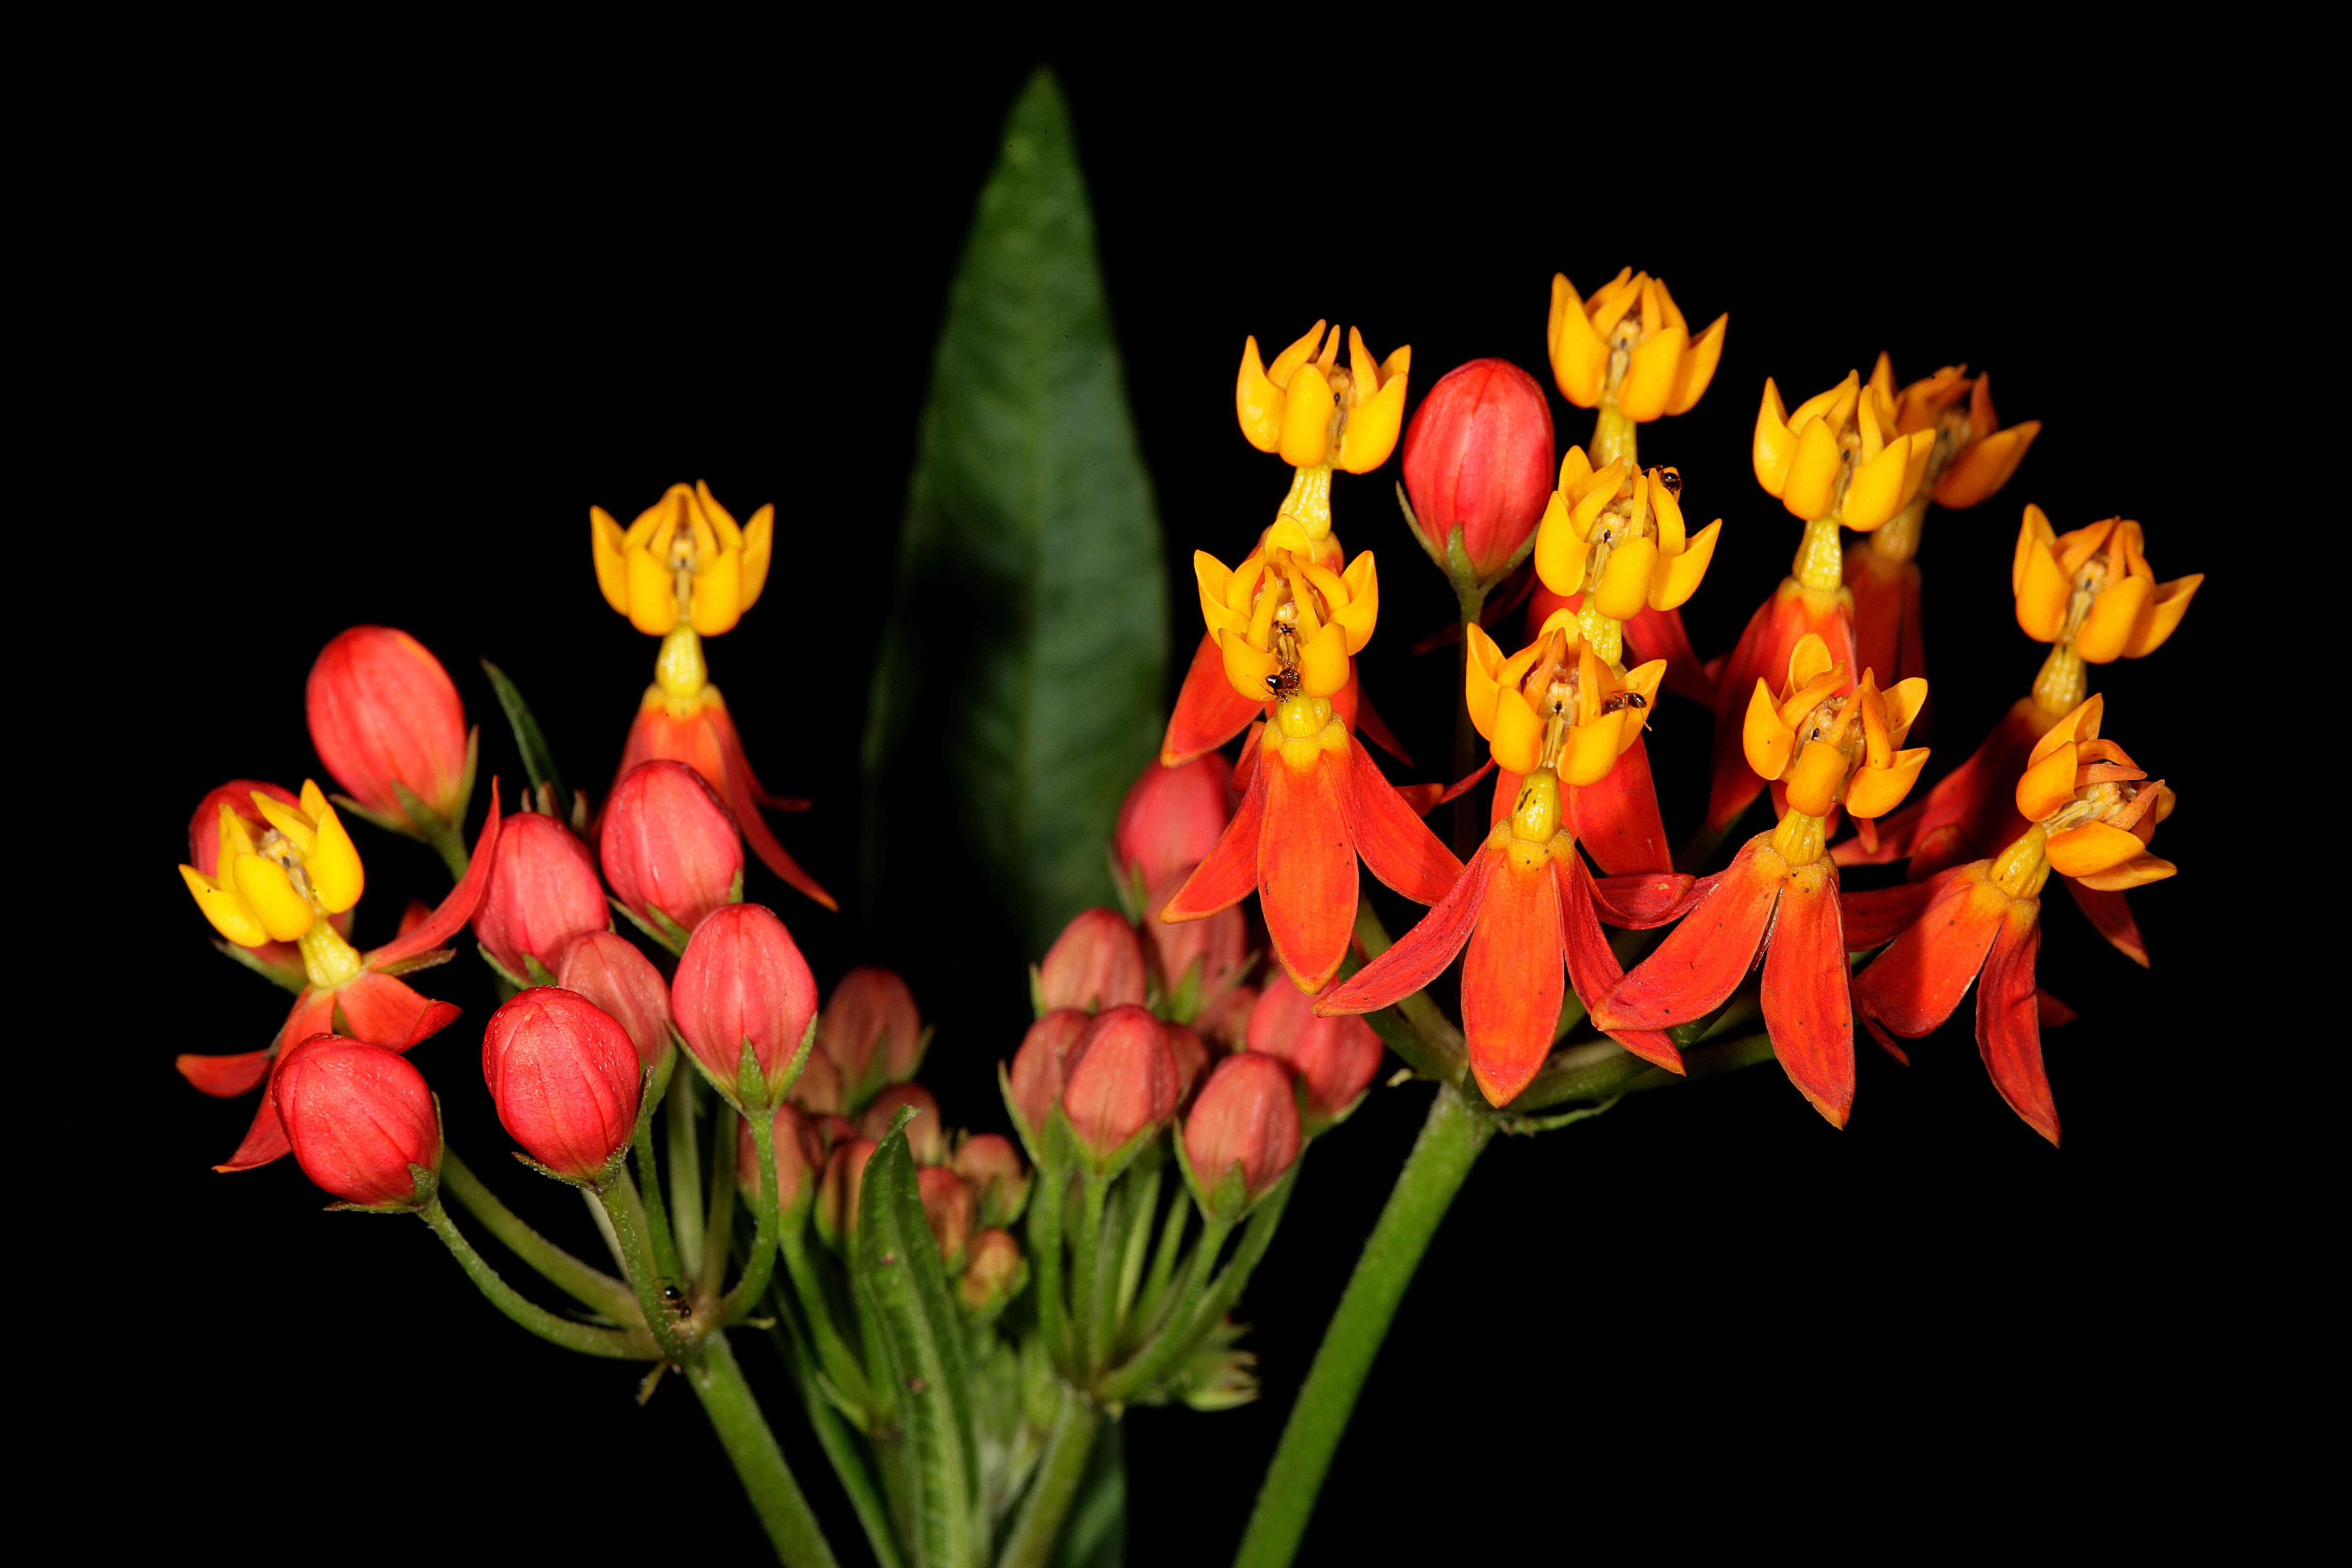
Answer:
2009 695 2176 891
180 781 363 948
1869 354 2042 511
1753 370 1936 530
591 481 775 638
2012 508 2201 662
1531 448 1721 619
1546 269 1725 421
1741 636 1928 818
1464 614 1663 785
1236 322 1410 473
1197 532 1378 702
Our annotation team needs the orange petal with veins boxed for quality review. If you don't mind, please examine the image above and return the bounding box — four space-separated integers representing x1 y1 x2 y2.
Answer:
1569 732 1672 874
1462 847 1567 1105
1592 834 1781 1032
1164 743 1270 923
1851 866 2007 1040
1162 631 1265 767
1343 737 1462 906
1977 898 2057 1145
1759 861 1855 1128
1321 837 1497 1016
1558 854 1682 1072
1259 745 1357 992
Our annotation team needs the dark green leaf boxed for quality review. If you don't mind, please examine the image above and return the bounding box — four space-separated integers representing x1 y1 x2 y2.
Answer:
481 658 571 820
1047 1420 1125 1568
861 68 1168 971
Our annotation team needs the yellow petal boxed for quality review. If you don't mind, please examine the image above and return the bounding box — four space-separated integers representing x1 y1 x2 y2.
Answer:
691 547 744 637
1743 679 1795 781
252 792 316 853
591 507 630 616
1593 535 1657 621
1225 551 1266 618
1333 553 1379 653
2015 743 2079 822
1570 461 1625 540
1558 444 1594 492
1562 708 1627 786
2012 504 2054 597
1842 431 1919 531
1666 314 1726 416
1788 375 1854 432
2027 694 2104 767
299 779 331 821
235 853 316 944
1548 274 1606 407
2013 532 2069 643
1266 322 1326 389
696 481 743 553
1247 573 1280 650
1860 676 1892 769
1298 621 1350 697
1781 417 1843 521
1647 470 1686 554
1787 633 1835 692
1587 269 1640 337
2122 573 2203 658
306 803 365 915
2074 574 2150 663
218 803 257 863
1619 660 1666 749
1492 689 1544 775
627 544 677 636
1753 379 1796 497
1533 490 1584 597
1221 631 1281 702
1196 555 1243 637
1882 678 1928 749
1287 570 1323 643
1867 351 1897 410
1845 746 1930 819
2046 821 2150 880
740 504 774 611
1279 361 1336 468
1618 322 1687 422
1935 422 2040 509
1650 520 1719 612
1464 622 1506 738
2072 852 2177 893
181 863 269 947
1346 326 1381 393
1236 336 1285 453
1337 363 1408 473
1785 739 1847 817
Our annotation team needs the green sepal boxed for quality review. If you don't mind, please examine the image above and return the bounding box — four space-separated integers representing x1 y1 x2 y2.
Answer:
374 946 455 979
727 866 745 906
1029 963 1049 1021
481 658 571 823
852 1110 983 1568
522 953 561 988
1170 1112 1253 1226
1396 480 1444 570
326 1159 441 1216
477 943 528 991
210 938 305 995
609 893 689 957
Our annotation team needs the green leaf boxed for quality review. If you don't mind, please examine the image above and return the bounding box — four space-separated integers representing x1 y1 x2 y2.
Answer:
1047 1420 1125 1568
481 659 571 821
853 1114 981 1568
861 68 1169 971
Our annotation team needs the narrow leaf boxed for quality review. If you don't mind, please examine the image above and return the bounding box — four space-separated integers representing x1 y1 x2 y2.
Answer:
861 68 1169 978
482 658 571 820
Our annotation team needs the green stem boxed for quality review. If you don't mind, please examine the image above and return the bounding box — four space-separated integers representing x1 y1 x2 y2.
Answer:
1509 1040 1653 1113
1126 1183 1192 1344
765 1299 905 1568
778 1227 876 1414
1182 1167 1296 1341
598 1174 692 1365
1069 1170 1110 1378
417 1198 656 1360
438 1149 638 1323
1095 1216 1231 1404
1623 1029 1776 1090
686 1329 840 1568
719 1104 781 1323
705 1101 740 1300
1232 1085 1486 1568
425 819 472 882
997 1384 1104 1568
1031 1166 1071 1368
631 1111 682 1290
1112 1167 1163 1349
670 1066 707 1284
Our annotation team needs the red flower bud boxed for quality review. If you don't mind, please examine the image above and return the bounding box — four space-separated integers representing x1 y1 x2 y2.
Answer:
555 931 674 1071
1165 1023 1210 1105
818 965 925 1109
816 1138 878 1248
273 1035 441 1208
1006 1008 1093 1145
858 1083 946 1166
793 1045 848 1116
1062 1005 1179 1165
305 627 470 829
737 1101 824 1218
951 1134 1030 1228
1184 1051 1301 1211
476 810 608 980
958 1227 1025 1315
481 988 643 1182
1144 865 1246 1002
671 903 818 1107
1037 907 1149 1013
1195 984 1259 1053
916 1165 976 1271
1247 972 1384 1132
1402 359 1557 580
1114 754 1233 893
600 759 743 938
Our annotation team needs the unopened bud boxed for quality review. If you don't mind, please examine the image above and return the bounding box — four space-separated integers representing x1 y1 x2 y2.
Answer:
1402 359 1558 581
1247 972 1383 1133
476 810 608 981
305 627 471 832
916 1166 976 1272
600 759 743 939
1165 1023 1210 1106
671 903 818 1109
816 1138 879 1249
273 1035 441 1209
737 1101 823 1224
1196 983 1259 1053
858 1083 945 1166
951 1133 1031 1228
554 931 673 1070
1183 1051 1301 1219
1006 1008 1093 1148
819 965 925 1110
1037 907 1148 1013
1144 865 1247 1013
481 988 642 1183
1062 1005 1180 1168
1114 754 1234 893
958 1227 1026 1317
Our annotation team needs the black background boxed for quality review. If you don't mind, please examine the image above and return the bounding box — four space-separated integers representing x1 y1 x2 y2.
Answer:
85 52 2287 1565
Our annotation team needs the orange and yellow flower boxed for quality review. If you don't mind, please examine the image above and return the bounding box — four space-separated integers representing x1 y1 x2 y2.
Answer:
1545 269 1725 424
1235 322 1410 474
1532 450 1720 637
2011 508 2200 664
1753 371 1936 532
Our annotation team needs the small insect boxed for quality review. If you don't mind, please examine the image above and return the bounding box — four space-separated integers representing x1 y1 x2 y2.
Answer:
1599 691 1649 715
660 1284 693 1320
1264 663 1302 700
1655 466 1683 497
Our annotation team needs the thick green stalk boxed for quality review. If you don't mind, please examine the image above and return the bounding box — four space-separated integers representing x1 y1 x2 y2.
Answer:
630 1081 681 1288
1030 1166 1071 1368
777 1227 876 1414
417 1198 656 1360
996 1385 1103 1568
718 1105 782 1323
669 1067 707 1283
438 1149 637 1322
1232 1085 1486 1568
1095 1216 1230 1405
598 1173 691 1365
765 1307 905 1568
1069 1170 1111 1378
686 1329 840 1568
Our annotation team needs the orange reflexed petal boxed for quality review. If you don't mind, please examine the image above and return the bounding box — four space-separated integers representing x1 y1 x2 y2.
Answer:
2071 853 2176 892
1592 835 1781 1033
2044 821 2148 879
1758 861 1854 1129
1162 632 1264 767
1852 867 2007 1039
1461 846 1567 1106
2074 574 2152 663
2014 742 2079 821
1258 743 1357 993
2123 574 2203 658
1784 740 1848 817
1342 738 1462 907
1977 899 2058 1145
1846 747 1929 819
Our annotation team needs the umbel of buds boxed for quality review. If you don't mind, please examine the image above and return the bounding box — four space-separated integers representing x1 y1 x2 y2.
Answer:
272 1036 442 1210
671 902 817 1111
601 759 744 944
481 988 644 1184
737 1102 824 1224
476 809 608 983
305 627 474 837
804 965 927 1114
1403 358 1558 583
